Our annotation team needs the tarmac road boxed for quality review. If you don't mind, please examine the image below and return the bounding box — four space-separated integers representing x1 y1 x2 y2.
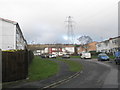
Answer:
54 58 119 88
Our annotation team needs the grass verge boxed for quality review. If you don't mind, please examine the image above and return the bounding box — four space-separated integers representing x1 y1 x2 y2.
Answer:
70 56 80 58
57 59 83 72
108 55 115 59
92 55 115 59
91 55 98 59
28 56 59 81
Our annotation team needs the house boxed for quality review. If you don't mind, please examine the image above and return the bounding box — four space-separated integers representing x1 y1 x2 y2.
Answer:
28 44 75 56
96 36 120 54
0 18 27 50
96 2 120 54
39 45 75 56
62 45 75 55
77 42 97 54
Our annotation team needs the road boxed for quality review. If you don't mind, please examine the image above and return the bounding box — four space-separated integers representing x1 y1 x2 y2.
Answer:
53 58 119 88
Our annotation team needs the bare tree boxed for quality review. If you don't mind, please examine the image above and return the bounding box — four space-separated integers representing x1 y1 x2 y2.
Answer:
77 35 93 52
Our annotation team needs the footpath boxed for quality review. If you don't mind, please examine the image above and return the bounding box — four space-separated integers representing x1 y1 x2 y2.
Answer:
3 59 77 89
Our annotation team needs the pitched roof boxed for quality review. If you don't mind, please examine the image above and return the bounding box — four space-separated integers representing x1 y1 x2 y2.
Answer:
0 17 17 25
0 17 27 44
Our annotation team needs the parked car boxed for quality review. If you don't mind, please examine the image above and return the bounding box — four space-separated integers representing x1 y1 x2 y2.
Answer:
46 54 49 58
62 54 70 58
114 51 120 65
49 54 57 58
41 54 47 58
80 52 91 59
98 53 109 61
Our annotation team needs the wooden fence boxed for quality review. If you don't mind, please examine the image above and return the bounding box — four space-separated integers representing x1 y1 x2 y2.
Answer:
2 50 34 82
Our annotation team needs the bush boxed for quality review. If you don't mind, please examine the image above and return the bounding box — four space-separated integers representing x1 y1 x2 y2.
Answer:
89 51 100 56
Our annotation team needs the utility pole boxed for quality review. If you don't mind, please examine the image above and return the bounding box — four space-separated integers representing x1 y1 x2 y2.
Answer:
66 16 74 44
118 1 120 50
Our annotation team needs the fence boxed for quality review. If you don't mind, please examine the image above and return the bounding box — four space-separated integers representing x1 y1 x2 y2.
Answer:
2 50 34 82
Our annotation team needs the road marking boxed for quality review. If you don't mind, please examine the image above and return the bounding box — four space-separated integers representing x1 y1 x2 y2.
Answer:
42 71 81 89
51 79 70 88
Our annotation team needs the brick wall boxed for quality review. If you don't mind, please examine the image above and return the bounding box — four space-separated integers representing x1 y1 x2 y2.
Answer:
78 42 97 53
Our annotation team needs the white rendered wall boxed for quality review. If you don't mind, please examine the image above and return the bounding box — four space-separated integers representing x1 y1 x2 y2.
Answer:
1 20 15 50
0 20 2 49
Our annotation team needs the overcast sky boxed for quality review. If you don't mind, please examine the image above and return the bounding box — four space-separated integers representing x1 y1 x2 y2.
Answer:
0 0 119 44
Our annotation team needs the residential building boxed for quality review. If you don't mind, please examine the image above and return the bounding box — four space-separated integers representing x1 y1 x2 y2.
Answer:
0 18 27 50
77 42 97 54
96 36 120 54
62 46 75 55
48 47 63 56
28 44 75 56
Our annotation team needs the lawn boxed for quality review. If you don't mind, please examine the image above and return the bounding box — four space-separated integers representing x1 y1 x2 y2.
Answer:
57 59 83 72
28 56 59 81
91 55 115 59
70 55 80 58
108 55 115 59
91 55 98 59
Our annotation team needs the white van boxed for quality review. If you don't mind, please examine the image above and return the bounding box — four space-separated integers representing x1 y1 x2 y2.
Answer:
81 52 91 59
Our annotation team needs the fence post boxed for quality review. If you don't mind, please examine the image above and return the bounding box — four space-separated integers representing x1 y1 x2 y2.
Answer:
0 49 2 90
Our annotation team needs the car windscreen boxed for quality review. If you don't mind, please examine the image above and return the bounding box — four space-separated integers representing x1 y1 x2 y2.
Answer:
98 54 107 56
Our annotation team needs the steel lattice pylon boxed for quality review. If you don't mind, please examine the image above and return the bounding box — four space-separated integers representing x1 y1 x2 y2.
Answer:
66 16 74 44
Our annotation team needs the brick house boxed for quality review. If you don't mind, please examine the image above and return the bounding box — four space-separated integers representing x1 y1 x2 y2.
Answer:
77 42 97 54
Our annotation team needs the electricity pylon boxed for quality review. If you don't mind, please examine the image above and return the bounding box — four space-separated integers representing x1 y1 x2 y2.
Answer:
66 16 74 44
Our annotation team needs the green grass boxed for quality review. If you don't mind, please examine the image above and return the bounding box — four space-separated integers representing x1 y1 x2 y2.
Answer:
108 55 115 59
91 55 98 59
57 59 83 72
28 56 59 81
2 56 59 87
91 55 115 59
70 56 80 58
